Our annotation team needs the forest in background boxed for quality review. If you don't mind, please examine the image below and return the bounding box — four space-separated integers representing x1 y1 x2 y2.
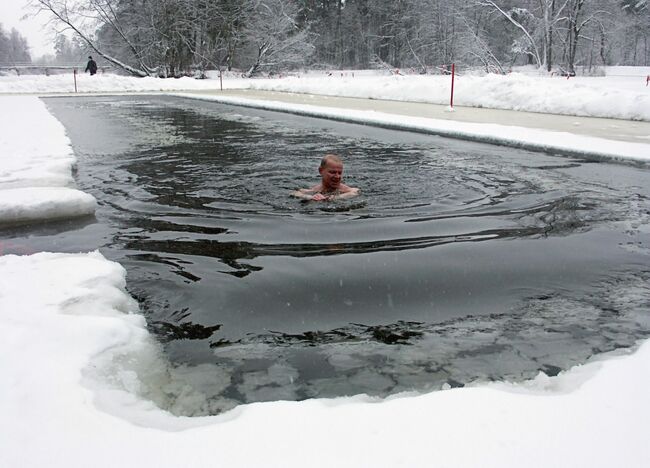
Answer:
0 24 32 64
3 1 649 77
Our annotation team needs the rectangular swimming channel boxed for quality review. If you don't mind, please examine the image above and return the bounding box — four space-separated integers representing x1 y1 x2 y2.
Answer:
25 95 650 414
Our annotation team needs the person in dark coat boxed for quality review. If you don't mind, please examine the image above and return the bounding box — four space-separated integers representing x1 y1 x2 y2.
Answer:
85 56 98 75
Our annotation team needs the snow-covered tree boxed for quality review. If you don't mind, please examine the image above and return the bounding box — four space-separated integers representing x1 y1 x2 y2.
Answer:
618 0 649 65
24 0 650 76
241 0 315 76
0 24 32 64
31 0 153 76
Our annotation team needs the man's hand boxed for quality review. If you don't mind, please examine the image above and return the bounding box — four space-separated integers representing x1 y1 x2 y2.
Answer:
311 193 329 201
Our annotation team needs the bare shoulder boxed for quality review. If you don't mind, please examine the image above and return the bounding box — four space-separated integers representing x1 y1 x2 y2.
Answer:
334 184 360 200
340 184 360 194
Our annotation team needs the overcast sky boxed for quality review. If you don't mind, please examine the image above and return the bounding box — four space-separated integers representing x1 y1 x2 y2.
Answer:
1 0 56 58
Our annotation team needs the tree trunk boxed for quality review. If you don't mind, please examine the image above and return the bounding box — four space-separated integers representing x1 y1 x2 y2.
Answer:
599 24 607 66
544 0 556 72
566 0 584 76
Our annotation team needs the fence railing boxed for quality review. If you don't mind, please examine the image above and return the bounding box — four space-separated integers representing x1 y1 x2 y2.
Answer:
0 64 112 76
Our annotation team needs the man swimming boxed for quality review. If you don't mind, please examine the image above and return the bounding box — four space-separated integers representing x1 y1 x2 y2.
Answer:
291 154 360 201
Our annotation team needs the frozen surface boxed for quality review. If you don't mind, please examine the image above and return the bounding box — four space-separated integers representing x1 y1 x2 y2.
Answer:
0 96 96 225
1 69 650 467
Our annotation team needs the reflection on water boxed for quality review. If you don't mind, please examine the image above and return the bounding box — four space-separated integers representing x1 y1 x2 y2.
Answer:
32 95 650 415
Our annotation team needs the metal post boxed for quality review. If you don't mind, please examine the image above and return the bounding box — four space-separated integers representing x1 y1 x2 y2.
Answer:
450 63 455 110
73 68 77 93
220 69 223 91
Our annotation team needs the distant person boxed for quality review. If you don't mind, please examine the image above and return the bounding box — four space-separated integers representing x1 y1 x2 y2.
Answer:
292 154 360 201
85 56 97 76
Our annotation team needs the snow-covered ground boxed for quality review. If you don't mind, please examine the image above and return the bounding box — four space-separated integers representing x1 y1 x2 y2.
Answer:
1 70 650 468
2 66 649 120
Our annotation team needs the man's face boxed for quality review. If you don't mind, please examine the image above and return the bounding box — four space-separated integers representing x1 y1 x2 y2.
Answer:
319 160 343 191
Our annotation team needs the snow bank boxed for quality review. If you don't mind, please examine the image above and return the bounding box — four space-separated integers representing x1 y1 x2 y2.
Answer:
2 68 650 121
0 250 648 468
0 96 96 225
0 73 237 94
0 96 74 188
242 71 650 121
0 187 96 225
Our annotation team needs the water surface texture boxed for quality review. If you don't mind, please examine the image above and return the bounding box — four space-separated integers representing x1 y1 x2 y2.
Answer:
27 96 650 414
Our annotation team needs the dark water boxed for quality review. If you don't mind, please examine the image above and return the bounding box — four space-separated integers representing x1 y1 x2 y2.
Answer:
7 95 650 415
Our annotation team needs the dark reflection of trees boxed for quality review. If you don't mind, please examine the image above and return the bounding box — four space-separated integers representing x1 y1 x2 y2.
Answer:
126 218 228 235
122 227 515 277
121 219 574 278
117 103 321 211
0 215 97 241
116 193 598 280
127 253 202 282
265 321 426 346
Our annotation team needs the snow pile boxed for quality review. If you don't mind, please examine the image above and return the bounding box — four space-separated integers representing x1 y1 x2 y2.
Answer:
0 96 96 226
457 73 650 121
0 250 649 468
0 187 95 225
1 67 650 121
246 71 650 121
0 73 240 94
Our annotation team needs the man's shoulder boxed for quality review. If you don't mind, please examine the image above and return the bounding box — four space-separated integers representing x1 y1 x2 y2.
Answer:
340 184 359 193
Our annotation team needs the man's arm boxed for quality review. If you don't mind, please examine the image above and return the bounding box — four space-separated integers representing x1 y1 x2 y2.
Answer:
290 187 359 201
291 185 326 201
291 189 318 200
329 187 360 200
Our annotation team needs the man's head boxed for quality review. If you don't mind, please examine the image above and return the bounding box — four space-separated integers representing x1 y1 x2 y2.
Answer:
88 56 93 60
319 154 344 191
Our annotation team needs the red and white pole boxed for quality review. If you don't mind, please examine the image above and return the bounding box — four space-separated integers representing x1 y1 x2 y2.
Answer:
73 68 77 93
449 63 455 110
220 69 223 91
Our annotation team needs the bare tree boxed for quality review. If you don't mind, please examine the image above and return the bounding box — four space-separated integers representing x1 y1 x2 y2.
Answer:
20 0 650 77
457 14 506 73
619 0 649 65
241 0 314 77
31 0 154 76
475 1 543 66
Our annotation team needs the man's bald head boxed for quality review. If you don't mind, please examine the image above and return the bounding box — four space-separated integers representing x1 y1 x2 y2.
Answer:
320 153 343 168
